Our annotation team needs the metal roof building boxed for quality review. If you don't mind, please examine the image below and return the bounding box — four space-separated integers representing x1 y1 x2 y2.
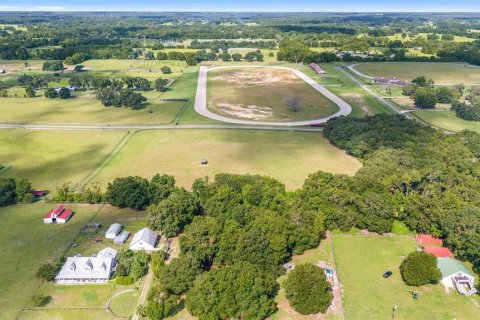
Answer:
105 223 123 239
114 230 131 245
129 228 159 251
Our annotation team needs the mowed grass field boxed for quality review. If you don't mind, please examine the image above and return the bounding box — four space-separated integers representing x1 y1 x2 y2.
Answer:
333 236 480 320
413 111 480 133
207 67 339 122
0 92 183 124
0 129 125 191
92 130 362 190
353 62 480 84
0 204 103 319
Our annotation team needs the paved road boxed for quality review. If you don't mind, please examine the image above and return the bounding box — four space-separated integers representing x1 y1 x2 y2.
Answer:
194 65 352 126
337 67 407 116
347 63 374 79
0 122 324 132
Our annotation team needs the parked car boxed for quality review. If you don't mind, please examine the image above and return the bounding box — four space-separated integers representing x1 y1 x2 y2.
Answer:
383 271 393 278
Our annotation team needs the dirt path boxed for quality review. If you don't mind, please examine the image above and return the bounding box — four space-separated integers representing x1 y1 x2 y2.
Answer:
132 267 153 320
327 231 345 320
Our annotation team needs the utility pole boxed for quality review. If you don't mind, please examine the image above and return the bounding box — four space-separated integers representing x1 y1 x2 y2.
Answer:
392 305 398 320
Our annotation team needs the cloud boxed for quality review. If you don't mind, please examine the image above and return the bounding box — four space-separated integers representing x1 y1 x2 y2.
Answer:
0 6 18 9
36 6 68 11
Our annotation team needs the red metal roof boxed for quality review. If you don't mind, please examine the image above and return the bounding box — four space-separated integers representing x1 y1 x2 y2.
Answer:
32 190 46 196
416 234 443 245
57 209 73 220
424 247 452 258
44 205 66 219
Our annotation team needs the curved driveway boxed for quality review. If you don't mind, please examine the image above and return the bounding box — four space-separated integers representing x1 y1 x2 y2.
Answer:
194 65 352 126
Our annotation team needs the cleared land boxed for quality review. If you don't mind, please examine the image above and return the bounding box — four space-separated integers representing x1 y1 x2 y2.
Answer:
0 92 183 124
413 111 480 133
0 129 125 191
207 67 339 122
353 62 480 84
0 204 103 319
333 236 480 320
92 130 362 191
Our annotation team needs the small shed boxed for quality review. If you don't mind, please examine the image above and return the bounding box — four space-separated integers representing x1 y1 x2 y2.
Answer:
105 223 123 239
283 262 295 272
114 230 131 245
424 247 452 258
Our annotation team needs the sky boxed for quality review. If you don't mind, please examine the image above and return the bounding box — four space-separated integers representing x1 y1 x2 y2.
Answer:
0 0 479 12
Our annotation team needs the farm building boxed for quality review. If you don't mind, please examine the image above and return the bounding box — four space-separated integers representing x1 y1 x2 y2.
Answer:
32 190 46 198
55 249 116 285
416 234 443 245
372 77 409 86
43 205 73 224
129 228 159 251
309 63 327 74
424 247 452 258
105 223 123 239
98 247 117 259
114 230 131 245
437 258 477 296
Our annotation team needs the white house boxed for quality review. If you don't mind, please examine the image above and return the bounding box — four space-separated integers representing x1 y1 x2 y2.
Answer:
105 223 123 239
129 228 159 251
55 249 116 285
437 258 477 296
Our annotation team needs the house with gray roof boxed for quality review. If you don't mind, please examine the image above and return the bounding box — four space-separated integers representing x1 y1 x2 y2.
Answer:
129 228 159 251
55 248 116 285
437 257 477 296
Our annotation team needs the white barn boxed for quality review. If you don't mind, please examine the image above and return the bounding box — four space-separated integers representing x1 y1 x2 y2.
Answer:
129 228 159 251
437 258 477 296
105 223 123 239
55 249 116 285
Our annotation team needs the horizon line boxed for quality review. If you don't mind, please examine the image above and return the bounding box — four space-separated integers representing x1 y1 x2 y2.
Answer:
1 10 480 13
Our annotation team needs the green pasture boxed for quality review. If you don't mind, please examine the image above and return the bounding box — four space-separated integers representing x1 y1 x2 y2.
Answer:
412 111 480 133
0 91 183 124
0 129 125 191
207 67 339 122
333 236 480 320
92 129 363 191
353 62 480 84
0 204 103 319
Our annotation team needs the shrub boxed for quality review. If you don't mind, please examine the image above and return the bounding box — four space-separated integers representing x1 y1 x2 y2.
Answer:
35 263 59 282
284 263 333 314
399 251 442 286
30 294 52 307
161 66 172 74
452 102 480 121
116 275 134 285
44 87 58 98
57 87 71 99
414 87 437 109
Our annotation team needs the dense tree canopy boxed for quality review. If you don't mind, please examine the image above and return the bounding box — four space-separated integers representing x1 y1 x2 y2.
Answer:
400 251 442 286
285 264 333 314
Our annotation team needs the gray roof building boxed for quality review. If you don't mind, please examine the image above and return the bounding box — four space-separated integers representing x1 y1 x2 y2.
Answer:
105 223 123 239
129 228 159 251
114 230 131 245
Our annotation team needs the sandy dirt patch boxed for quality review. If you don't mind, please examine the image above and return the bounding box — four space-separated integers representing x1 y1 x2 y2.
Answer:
213 70 296 88
215 102 273 120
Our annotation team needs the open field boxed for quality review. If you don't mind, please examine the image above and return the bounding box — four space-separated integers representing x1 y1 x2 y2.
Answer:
0 91 183 124
207 67 339 122
353 62 480 84
333 235 480 320
0 129 125 191
92 129 363 191
0 204 103 319
412 111 480 133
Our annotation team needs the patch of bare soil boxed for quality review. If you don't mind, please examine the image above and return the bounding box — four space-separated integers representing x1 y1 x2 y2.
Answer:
216 103 273 120
213 70 296 88
342 93 373 115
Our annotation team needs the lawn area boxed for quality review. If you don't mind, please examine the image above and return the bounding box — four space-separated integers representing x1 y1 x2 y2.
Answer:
63 205 147 257
412 111 480 133
0 92 183 124
207 67 339 122
18 310 117 320
92 129 362 191
0 129 125 191
0 204 103 319
353 62 480 84
333 235 480 320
